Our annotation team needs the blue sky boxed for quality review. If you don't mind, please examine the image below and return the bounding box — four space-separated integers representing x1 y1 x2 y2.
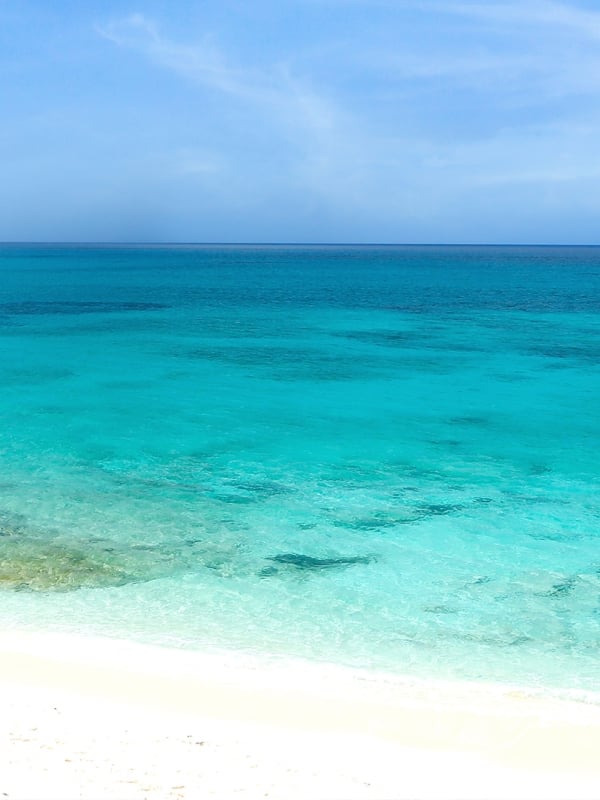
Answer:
2 0 600 243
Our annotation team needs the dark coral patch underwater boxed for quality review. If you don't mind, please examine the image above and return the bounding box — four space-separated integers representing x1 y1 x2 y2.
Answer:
259 552 375 577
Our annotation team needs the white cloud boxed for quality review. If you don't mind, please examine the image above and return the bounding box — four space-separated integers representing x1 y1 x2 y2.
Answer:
344 0 600 107
432 0 600 39
99 14 271 101
98 14 363 211
95 7 600 237
98 14 339 138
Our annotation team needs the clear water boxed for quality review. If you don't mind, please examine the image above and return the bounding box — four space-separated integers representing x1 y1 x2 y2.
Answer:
0 244 599 691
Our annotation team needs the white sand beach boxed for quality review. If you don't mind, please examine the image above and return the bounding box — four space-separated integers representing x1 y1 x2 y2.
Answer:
1 631 599 800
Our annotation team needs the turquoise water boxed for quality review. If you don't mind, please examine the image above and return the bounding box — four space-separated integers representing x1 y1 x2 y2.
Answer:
0 244 599 691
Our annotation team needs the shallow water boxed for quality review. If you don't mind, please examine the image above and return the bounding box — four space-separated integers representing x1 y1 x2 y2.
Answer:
0 244 599 691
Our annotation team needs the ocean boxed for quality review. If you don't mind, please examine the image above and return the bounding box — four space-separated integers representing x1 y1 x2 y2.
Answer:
0 244 598 692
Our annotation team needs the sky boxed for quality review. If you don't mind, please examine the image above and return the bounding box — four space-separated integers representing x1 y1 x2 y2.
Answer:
1 0 600 243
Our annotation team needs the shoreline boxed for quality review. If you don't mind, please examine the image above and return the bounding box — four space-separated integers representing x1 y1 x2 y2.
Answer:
2 630 600 799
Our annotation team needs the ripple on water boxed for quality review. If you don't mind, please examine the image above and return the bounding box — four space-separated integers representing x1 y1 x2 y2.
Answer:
0 301 170 316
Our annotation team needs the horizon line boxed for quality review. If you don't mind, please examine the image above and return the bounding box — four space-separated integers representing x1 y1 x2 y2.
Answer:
1 241 599 248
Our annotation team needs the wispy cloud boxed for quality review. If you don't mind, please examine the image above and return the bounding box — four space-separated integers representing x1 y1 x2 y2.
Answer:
99 14 275 101
300 0 600 37
347 0 600 106
430 0 600 39
98 14 339 137
98 13 362 210
94 5 600 238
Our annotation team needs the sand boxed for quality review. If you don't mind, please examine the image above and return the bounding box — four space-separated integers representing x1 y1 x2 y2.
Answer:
1 631 599 799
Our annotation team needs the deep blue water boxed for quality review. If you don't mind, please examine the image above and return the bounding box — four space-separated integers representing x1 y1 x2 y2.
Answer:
0 244 599 691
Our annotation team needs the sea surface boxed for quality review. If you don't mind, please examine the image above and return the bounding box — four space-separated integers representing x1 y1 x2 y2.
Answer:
0 244 599 692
